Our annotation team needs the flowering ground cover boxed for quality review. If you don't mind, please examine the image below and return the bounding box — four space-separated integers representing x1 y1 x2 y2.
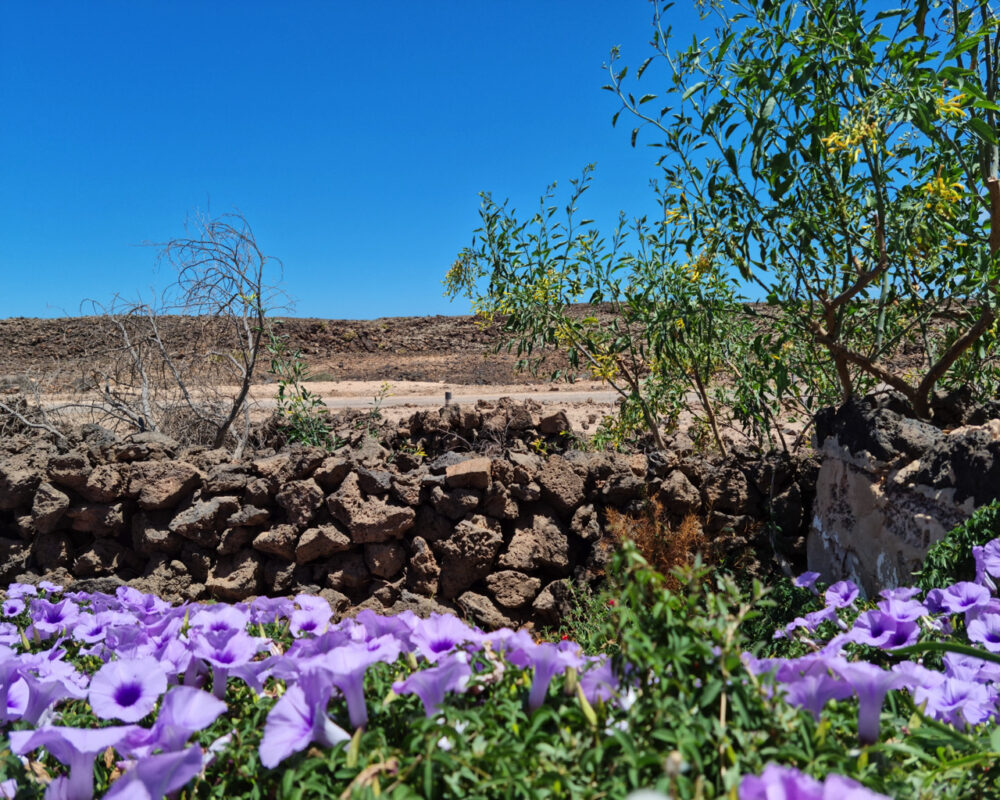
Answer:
1 534 999 798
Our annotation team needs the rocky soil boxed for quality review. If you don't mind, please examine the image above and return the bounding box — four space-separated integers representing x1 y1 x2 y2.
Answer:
0 309 623 391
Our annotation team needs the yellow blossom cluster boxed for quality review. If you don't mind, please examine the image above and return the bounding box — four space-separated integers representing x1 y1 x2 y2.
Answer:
935 93 967 120
921 173 964 218
685 252 714 282
820 113 882 163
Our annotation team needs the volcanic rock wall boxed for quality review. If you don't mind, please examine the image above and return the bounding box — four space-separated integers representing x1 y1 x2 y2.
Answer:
0 407 814 628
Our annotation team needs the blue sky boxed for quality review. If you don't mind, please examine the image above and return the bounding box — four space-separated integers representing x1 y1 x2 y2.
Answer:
0 2 706 320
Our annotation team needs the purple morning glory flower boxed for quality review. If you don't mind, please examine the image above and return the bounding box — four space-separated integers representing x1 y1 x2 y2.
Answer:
794 571 821 594
876 595 926 623
410 614 484 663
507 640 587 710
943 651 1000 683
290 594 333 638
780 672 853 720
353 609 419 648
38 580 63 594
916 677 995 728
829 658 906 744
6 583 37 599
393 652 473 717
740 763 891 800
9 725 138 800
189 603 250 635
89 656 167 722
2 598 24 617
115 585 170 616
123 685 227 757
249 595 295 625
847 610 919 650
578 657 618 704
104 744 205 800
28 598 81 639
190 628 268 699
824 581 859 609
307 635 402 729
259 669 351 768
926 582 991 615
740 763 823 799
982 538 1000 579
972 545 998 591
967 613 1000 653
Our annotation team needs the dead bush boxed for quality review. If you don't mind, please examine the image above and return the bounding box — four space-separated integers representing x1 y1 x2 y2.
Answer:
606 501 708 591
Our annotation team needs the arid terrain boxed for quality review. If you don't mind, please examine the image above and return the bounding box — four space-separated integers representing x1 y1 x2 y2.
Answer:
0 312 624 431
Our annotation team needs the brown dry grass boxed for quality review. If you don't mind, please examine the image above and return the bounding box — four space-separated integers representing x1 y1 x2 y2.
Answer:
606 501 709 591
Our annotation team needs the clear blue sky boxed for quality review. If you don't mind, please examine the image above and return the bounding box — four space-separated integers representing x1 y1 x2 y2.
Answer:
0 1 706 320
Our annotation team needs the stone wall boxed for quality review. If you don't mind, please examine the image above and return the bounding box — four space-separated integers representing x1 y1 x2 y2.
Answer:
807 395 1000 597
0 406 815 628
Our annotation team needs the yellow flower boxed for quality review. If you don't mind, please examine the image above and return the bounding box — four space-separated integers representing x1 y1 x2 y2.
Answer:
935 93 967 120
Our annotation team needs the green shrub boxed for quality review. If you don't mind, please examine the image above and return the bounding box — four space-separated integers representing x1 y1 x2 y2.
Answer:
914 500 1000 592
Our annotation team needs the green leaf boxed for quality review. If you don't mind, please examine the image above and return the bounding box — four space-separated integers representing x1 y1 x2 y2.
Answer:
639 93 657 105
682 81 707 101
968 117 998 145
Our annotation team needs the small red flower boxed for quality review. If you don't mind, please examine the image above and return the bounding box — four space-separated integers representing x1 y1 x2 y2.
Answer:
560 634 570 641
607 599 616 607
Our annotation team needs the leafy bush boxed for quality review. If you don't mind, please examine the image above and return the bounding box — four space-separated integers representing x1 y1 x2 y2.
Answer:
450 0 1000 448
914 500 1000 592
266 330 342 449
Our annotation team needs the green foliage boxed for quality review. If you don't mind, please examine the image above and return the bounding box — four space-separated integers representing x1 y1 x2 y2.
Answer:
266 331 343 449
450 0 1000 451
914 500 1000 591
607 0 1000 420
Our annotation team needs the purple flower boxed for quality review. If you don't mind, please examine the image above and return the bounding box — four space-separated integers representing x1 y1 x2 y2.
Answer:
967 613 1000 653
507 640 587 710
943 651 1000 683
740 763 822 799
2 598 24 617
828 658 906 744
190 628 267 699
189 604 249 635
876 595 926 623
916 677 995 728
847 610 919 650
9 725 137 800
249 595 294 625
578 657 618 704
982 539 1000 579
290 594 333 638
740 764 890 800
308 635 401 729
88 656 167 722
410 614 483 663
259 670 350 768
780 672 853 720
794 571 822 594
926 582 991 615
6 583 37 599
104 744 204 800
393 652 473 716
972 545 998 591
123 685 227 757
824 581 859 609
28 598 81 639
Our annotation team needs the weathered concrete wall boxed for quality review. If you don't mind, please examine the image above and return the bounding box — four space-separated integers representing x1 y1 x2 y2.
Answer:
807 395 1000 596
